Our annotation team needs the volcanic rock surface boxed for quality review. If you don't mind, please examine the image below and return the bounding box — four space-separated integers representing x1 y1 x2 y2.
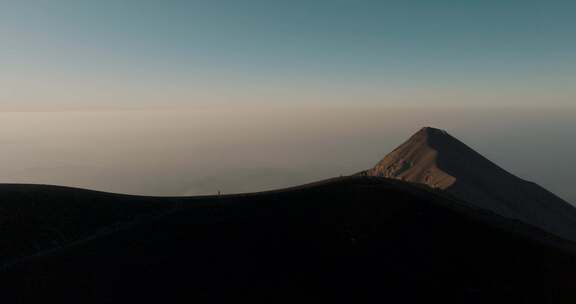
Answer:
367 127 576 241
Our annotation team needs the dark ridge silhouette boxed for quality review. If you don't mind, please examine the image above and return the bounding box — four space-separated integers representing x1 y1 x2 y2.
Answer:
0 179 346 266
2 177 576 303
0 184 179 266
368 127 576 241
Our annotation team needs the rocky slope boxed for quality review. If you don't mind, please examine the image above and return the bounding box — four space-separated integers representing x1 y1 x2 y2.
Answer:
367 127 576 241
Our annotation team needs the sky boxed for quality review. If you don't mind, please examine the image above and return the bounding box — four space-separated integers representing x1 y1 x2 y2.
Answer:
0 1 575 202
1 0 575 109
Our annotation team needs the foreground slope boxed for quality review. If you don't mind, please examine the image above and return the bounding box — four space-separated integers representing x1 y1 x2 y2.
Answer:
367 127 576 241
2 177 576 303
0 184 179 265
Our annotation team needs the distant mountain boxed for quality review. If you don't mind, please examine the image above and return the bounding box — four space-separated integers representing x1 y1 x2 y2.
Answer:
366 127 576 241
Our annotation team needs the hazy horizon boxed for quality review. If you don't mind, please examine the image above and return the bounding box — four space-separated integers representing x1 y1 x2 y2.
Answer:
0 106 574 205
1 1 575 202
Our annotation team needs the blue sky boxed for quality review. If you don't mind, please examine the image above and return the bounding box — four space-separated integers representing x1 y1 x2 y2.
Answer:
1 0 575 108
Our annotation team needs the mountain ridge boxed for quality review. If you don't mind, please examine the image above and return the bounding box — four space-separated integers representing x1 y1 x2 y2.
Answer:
2 128 576 302
367 127 576 242
3 176 576 303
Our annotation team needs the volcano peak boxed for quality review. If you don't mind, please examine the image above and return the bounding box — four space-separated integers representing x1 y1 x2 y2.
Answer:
367 127 576 241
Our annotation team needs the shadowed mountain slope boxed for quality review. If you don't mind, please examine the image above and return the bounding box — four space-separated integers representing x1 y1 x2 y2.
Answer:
2 177 576 303
0 184 179 266
367 127 576 241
